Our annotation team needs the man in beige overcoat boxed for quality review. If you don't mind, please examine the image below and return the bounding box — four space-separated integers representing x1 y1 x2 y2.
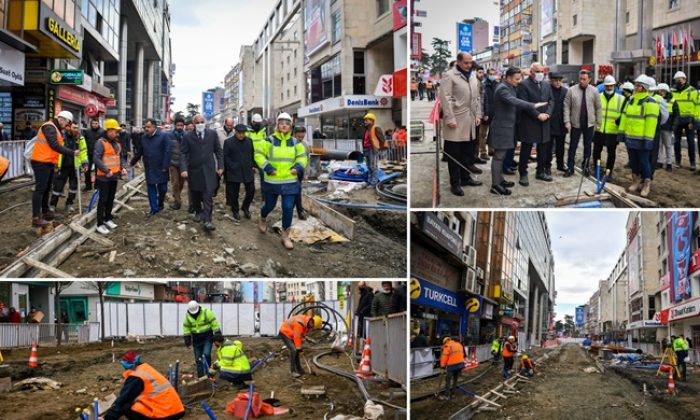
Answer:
439 52 483 196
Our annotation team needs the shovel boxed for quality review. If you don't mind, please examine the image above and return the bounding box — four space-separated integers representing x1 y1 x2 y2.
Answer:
76 166 83 214
263 391 281 407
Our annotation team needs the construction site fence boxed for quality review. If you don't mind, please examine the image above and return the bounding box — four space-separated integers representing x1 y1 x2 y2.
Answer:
0 140 30 180
410 344 492 380
97 300 348 339
313 139 363 153
382 140 407 164
366 312 407 386
0 322 101 348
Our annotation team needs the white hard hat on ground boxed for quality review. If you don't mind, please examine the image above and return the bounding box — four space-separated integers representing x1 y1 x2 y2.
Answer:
57 111 74 122
603 75 616 86
252 113 263 123
673 71 687 80
188 300 200 314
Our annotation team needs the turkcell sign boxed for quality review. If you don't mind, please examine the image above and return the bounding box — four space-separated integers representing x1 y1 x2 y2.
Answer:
411 275 463 313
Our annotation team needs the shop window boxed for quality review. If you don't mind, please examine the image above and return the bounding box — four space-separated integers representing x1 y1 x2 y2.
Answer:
376 0 389 17
353 50 365 94
332 11 342 44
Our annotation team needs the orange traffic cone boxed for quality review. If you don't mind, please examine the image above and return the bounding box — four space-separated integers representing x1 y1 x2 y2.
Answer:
356 337 373 379
667 368 676 394
28 341 38 368
471 351 479 368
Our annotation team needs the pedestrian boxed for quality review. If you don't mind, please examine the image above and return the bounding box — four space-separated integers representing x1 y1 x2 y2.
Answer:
82 117 104 191
255 113 307 250
563 70 602 177
371 281 395 317
411 330 429 348
502 336 517 378
356 281 374 338
168 117 187 210
393 281 407 313
479 68 499 161
491 336 502 363
278 313 322 377
103 351 185 420
669 71 697 171
438 52 484 196
549 73 569 172
515 62 554 185
208 334 252 389
655 83 674 171
94 119 127 235
426 79 435 101
0 123 6 141
650 81 670 179
472 65 489 165
130 118 171 217
8 307 20 323
180 114 224 232
619 75 659 197
361 113 385 186
438 337 466 401
519 354 535 377
29 111 79 228
183 300 221 379
247 113 268 200
410 78 418 101
672 335 688 381
59 310 69 341
216 117 235 150
292 126 309 220
593 75 624 177
418 79 425 100
487 67 549 195
223 124 256 221
49 121 88 213
21 121 36 141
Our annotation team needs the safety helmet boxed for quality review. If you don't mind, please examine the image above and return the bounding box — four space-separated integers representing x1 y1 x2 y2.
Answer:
633 75 653 89
603 75 616 86
312 315 323 329
673 71 687 80
188 300 200 314
57 110 74 122
104 119 121 131
277 112 292 123
363 113 376 121
233 340 243 350
656 83 671 93
252 113 264 123
521 354 529 359
443 337 451 344
621 82 634 92
508 336 515 341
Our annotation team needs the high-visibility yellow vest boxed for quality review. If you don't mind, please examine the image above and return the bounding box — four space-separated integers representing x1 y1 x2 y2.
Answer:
254 132 308 186
247 127 267 144
183 308 220 335
619 92 659 143
209 340 251 376
597 92 623 135
670 85 698 119
57 135 88 169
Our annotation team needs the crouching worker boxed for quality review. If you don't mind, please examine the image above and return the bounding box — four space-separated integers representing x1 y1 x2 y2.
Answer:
520 354 535 377
278 314 323 378
208 334 252 388
438 336 466 401
102 351 185 420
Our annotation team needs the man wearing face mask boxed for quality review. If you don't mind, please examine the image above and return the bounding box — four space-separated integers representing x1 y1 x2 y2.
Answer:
130 118 171 217
593 76 623 178
168 117 187 210
670 71 697 171
478 68 499 161
371 282 396 317
247 114 268 200
180 114 224 231
549 73 569 172
515 62 554 185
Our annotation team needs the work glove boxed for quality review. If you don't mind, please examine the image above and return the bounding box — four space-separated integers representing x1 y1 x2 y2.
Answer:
208 375 216 383
297 347 304 353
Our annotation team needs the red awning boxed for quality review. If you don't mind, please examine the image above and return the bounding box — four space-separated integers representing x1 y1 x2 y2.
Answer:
660 308 670 324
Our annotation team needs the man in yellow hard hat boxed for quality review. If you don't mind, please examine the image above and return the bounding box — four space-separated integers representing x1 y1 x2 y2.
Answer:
519 354 535 377
94 119 127 235
278 313 322 377
361 113 385 185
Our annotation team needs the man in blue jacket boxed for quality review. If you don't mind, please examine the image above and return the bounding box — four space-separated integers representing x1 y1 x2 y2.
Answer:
130 118 171 217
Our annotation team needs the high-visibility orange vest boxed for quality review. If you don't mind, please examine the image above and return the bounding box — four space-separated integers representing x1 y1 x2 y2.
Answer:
440 340 465 367
522 358 534 370
0 156 9 178
123 363 185 418
502 341 515 357
279 314 311 349
96 139 121 176
410 82 418 91
369 125 387 151
31 121 63 164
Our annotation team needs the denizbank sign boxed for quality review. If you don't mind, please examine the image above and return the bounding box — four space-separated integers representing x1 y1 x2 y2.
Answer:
410 275 464 313
298 95 391 117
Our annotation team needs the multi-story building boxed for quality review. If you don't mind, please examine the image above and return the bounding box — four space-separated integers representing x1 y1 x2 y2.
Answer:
586 288 600 336
649 0 700 84
499 0 535 68
606 250 629 342
223 64 241 119
238 45 257 124
273 9 304 118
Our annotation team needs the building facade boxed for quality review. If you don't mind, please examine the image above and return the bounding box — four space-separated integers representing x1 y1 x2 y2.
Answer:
499 0 535 68
223 63 241 119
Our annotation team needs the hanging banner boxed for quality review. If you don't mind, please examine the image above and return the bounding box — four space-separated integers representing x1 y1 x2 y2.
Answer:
575 306 584 327
669 212 693 302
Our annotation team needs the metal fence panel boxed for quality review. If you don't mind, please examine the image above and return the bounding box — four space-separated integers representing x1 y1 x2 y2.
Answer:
238 303 255 336
177 304 189 336
367 316 389 379
387 313 407 385
220 303 239 336
144 304 161 336
0 140 29 179
161 304 180 336
210 303 224 333
0 323 98 347
259 303 278 336
127 304 145 336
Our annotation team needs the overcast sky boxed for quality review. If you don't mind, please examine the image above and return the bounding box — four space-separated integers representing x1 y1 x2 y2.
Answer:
413 0 500 55
547 211 630 322
170 0 277 112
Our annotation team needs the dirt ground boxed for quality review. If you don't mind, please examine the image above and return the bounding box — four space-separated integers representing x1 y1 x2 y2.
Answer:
0 337 404 419
410 344 700 420
0 171 406 278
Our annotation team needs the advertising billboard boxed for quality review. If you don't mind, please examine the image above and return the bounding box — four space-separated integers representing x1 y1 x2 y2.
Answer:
575 306 584 327
202 91 214 120
541 0 554 38
304 0 331 58
456 22 473 53
668 212 693 302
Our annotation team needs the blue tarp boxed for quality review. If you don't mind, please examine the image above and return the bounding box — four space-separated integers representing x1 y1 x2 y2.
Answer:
329 164 400 183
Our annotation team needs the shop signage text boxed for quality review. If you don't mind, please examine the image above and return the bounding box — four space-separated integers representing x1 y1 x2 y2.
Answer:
410 276 464 314
46 17 81 53
50 69 83 85
419 212 463 259
0 41 25 86
668 297 700 322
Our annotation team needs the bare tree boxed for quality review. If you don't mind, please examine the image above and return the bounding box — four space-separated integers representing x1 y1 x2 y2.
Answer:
54 281 73 346
84 281 117 341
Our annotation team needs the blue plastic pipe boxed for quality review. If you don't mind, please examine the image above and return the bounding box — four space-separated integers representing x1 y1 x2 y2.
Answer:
174 360 180 392
201 401 217 420
93 399 98 420
243 383 254 420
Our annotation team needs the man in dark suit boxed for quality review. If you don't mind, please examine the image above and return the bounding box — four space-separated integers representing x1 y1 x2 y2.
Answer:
180 114 223 231
515 62 555 185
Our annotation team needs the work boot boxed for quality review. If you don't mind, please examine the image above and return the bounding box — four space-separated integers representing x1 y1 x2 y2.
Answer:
281 229 294 250
640 179 651 197
628 174 641 193
291 372 302 378
519 173 529 186
666 164 672 172
258 216 268 233
243 209 251 219
43 210 55 221
297 210 308 220
204 222 216 231
232 210 240 221
170 202 181 210
32 217 50 228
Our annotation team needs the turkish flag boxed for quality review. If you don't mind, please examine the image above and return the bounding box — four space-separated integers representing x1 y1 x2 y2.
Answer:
660 308 670 324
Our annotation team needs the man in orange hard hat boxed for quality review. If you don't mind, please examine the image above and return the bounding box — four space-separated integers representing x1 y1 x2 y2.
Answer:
278 313 322 377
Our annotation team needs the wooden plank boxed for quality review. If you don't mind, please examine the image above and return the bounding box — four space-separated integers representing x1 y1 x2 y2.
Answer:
555 194 611 207
24 257 72 278
113 199 135 210
124 184 149 196
491 390 507 399
69 223 114 247
108 250 117 263
302 194 355 240
473 394 501 407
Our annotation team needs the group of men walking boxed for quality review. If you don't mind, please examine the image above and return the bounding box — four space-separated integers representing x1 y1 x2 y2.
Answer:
434 52 700 199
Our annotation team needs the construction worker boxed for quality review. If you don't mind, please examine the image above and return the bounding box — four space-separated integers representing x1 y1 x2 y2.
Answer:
183 300 221 379
619 75 659 198
410 78 418 101
438 336 466 401
208 334 252 389
673 334 689 381
50 121 88 213
255 112 308 250
247 113 267 200
593 75 623 176
519 354 535 377
655 83 675 172
94 119 127 235
102 351 185 420
292 126 308 221
502 336 517 378
669 71 698 171
30 110 80 228
278 313 323 378
0 155 9 183
362 113 385 186
491 336 502 364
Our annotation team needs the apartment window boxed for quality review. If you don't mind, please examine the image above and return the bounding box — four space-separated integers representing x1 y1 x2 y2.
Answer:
353 50 366 94
573 14 577 26
332 11 342 44
294 85 297 95
320 54 342 99
626 11 629 23
287 89 290 98
287 72 290 81
294 68 297 77
376 0 389 17
669 0 679 10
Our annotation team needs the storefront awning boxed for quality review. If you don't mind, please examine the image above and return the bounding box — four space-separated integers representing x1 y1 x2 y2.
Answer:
7 1 82 59
298 95 392 118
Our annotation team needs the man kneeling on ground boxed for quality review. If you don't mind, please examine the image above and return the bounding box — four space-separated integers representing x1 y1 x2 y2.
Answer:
208 334 253 389
519 354 535 377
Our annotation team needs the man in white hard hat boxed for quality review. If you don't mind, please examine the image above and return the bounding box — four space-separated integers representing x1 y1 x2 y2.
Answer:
649 79 670 177
29 110 81 228
247 113 268 202
670 71 698 171
593 75 623 177
183 300 221 378
654 83 675 171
